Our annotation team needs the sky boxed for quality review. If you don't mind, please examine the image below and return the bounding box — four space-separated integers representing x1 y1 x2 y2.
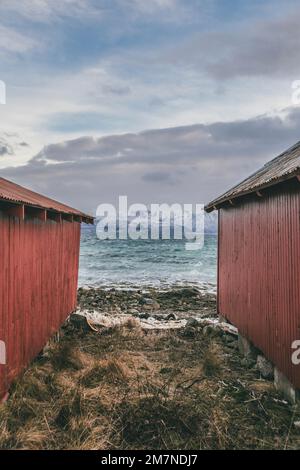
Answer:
1 0 300 214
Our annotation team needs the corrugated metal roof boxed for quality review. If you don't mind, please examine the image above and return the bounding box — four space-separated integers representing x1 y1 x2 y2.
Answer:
0 177 93 222
205 140 300 212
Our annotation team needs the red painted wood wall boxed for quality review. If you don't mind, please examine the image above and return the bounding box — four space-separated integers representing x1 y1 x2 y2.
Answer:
218 183 300 388
0 214 81 397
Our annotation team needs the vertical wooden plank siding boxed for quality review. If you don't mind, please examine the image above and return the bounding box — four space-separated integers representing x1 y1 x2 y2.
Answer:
0 215 81 397
218 188 300 388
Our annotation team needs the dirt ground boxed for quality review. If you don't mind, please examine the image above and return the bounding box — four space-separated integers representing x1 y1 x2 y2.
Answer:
0 288 299 450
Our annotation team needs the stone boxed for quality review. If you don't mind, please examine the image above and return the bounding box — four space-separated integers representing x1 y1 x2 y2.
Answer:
152 314 164 321
226 341 238 350
256 355 274 379
213 325 223 336
141 298 155 305
274 368 299 404
182 326 196 338
226 335 236 344
203 325 214 336
166 313 177 321
186 318 199 328
238 333 257 359
159 367 173 374
70 314 89 330
241 357 256 369
143 302 160 310
219 315 227 323
128 309 139 315
138 312 150 319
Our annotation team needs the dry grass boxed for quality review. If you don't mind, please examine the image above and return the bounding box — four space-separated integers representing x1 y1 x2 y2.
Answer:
0 319 300 450
81 359 129 388
202 343 223 377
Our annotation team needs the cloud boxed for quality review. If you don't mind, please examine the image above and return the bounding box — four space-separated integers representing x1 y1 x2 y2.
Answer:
0 0 191 25
0 146 10 156
31 107 300 166
0 0 100 23
0 136 14 156
142 170 182 185
0 1 103 59
165 6 300 80
101 85 131 96
127 0 179 14
0 25 38 55
0 133 30 160
2 106 300 212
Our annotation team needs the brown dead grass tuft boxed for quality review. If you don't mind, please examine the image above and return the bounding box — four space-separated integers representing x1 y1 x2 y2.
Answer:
202 343 223 377
81 358 129 389
49 341 85 371
14 424 50 450
123 317 141 330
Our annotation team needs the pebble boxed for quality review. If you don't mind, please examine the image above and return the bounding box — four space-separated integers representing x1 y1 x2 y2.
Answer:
186 318 199 328
166 313 177 321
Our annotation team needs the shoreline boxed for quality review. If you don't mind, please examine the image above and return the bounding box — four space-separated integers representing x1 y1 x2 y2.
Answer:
77 284 217 317
78 281 217 294
76 284 218 332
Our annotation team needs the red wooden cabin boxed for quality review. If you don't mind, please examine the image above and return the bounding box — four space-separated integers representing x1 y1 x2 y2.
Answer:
205 141 300 392
0 178 93 399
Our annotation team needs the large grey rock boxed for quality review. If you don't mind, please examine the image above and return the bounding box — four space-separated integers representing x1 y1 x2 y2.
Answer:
274 368 299 404
70 314 89 330
202 325 214 336
182 326 196 338
256 355 274 379
238 333 257 359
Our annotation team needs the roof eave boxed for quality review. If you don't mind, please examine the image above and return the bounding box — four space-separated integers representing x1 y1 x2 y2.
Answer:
205 171 300 213
0 197 94 224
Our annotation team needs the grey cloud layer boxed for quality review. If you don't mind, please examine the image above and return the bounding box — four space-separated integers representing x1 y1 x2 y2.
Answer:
166 8 300 80
2 107 300 213
0 134 29 157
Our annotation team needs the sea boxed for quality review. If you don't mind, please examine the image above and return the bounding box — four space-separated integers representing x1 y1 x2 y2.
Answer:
78 225 217 292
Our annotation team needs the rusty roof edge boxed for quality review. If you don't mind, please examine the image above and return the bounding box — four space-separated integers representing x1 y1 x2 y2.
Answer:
205 140 300 212
205 169 300 212
0 194 94 219
0 177 95 222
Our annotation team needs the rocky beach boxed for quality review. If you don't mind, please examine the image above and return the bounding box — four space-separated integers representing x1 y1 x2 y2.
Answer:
77 285 217 327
